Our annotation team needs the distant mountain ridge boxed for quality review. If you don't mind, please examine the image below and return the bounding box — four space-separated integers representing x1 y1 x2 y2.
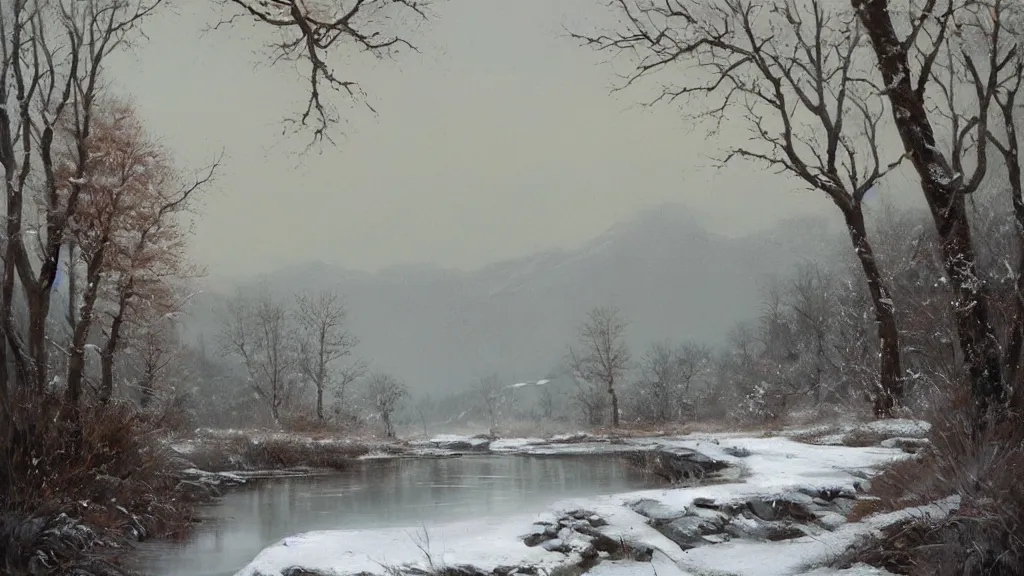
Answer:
184 204 841 393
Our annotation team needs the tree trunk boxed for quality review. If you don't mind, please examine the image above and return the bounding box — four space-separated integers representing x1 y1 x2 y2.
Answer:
855 0 1005 420
845 208 903 417
66 242 77 329
66 247 105 413
316 384 324 421
609 384 620 427
99 289 130 404
1003 142 1024 410
139 369 155 409
27 289 51 395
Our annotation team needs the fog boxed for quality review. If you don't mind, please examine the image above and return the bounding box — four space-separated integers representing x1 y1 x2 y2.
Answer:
101 0 917 404
105 0 857 279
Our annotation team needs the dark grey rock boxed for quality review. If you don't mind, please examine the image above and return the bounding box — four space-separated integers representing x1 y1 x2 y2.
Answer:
702 533 729 544
659 516 712 550
764 523 806 541
523 524 553 547
781 491 815 506
687 507 728 531
726 515 769 540
691 497 718 509
723 446 751 458
747 499 776 521
588 515 608 527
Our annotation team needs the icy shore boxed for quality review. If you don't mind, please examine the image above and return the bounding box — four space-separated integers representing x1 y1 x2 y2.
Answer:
234 422 944 576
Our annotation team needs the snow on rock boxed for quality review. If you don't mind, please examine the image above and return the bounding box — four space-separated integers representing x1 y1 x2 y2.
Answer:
233 434 939 576
490 438 549 452
421 434 493 451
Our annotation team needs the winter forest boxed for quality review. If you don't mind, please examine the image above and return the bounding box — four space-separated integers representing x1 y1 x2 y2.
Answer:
2 0 1024 576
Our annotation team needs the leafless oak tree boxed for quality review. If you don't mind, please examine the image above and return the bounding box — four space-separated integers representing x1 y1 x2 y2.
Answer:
569 305 631 427
364 371 407 437
294 289 362 420
574 0 906 416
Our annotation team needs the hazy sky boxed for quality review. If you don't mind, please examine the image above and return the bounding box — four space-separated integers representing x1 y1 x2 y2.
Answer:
107 0 849 278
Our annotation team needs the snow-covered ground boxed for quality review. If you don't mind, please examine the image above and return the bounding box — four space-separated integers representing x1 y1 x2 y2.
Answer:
235 425 948 576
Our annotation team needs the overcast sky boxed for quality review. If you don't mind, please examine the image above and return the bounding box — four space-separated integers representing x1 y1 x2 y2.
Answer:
106 0 851 279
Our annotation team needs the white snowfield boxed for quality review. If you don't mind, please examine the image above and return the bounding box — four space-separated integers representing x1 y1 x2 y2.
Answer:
235 427 953 576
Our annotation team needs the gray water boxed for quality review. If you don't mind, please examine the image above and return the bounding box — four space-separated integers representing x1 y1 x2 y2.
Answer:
127 454 655 576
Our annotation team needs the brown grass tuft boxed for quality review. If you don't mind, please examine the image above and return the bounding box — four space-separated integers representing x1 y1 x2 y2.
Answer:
841 388 1024 576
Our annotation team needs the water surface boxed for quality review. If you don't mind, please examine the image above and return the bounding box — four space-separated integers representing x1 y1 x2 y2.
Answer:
128 454 654 576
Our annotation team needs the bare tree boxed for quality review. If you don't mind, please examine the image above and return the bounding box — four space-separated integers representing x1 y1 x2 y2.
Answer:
130 320 180 408
0 0 162 421
569 306 631 427
217 287 295 422
218 0 428 143
364 372 407 438
574 0 906 416
294 289 362 420
853 0 1014 421
962 0 1024 407
634 342 683 423
473 374 504 436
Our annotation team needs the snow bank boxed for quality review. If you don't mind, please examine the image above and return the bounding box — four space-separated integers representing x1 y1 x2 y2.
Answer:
234 434 933 576
235 515 566 576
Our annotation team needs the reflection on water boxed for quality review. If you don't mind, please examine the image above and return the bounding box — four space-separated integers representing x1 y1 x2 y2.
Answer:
127 454 654 576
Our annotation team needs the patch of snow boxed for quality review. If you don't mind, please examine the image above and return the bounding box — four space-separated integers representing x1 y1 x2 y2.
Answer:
490 438 549 451
584 551 690 576
234 515 567 576
855 419 931 439
427 434 490 448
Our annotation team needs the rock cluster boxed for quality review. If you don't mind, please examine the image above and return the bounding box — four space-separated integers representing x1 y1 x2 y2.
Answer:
628 486 861 551
522 509 653 563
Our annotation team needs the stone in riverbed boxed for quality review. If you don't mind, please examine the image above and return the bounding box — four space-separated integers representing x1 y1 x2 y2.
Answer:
658 515 721 550
747 499 777 521
816 511 848 531
523 524 556 547
691 497 718 509
629 499 686 522
687 506 728 531
541 538 568 552
588 515 608 527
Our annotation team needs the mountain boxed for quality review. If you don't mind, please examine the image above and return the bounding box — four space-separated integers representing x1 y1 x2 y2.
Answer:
182 204 841 394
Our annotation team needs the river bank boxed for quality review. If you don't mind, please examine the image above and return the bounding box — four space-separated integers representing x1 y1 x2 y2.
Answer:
141 418 934 576
163 418 930 477
232 425 941 576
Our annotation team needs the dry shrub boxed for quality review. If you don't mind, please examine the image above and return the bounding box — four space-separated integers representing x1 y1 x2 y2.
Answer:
1 395 191 541
843 386 1024 576
182 430 381 472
